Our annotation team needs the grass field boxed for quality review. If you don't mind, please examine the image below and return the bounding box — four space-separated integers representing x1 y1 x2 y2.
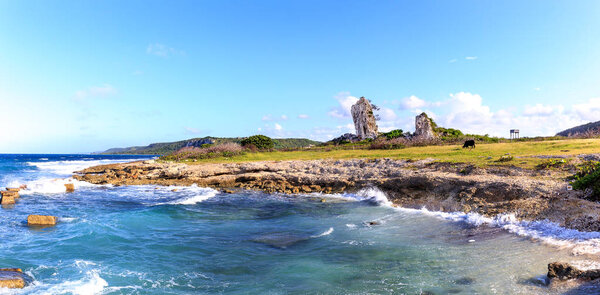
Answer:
177 138 600 168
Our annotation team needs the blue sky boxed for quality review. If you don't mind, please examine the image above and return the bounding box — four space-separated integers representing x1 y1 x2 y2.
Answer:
1 1 600 153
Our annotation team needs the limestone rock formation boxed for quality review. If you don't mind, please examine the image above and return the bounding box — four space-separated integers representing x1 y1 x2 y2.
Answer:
0 268 32 289
351 97 378 140
414 113 437 140
27 215 57 226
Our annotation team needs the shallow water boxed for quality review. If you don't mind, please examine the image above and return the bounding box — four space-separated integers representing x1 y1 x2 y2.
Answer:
0 154 598 294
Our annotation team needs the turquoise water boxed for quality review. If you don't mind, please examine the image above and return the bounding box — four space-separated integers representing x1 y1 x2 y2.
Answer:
0 154 597 294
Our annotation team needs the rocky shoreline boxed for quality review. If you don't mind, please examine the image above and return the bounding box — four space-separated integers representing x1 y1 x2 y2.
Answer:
74 157 600 232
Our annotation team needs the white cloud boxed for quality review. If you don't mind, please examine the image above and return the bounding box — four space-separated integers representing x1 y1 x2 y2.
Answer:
328 92 359 118
400 95 427 110
274 123 283 131
523 104 561 117
75 84 117 100
146 43 184 57
573 98 600 122
280 115 288 120
378 107 397 121
298 114 309 119
261 115 272 121
449 59 457 63
534 87 541 91
465 56 478 60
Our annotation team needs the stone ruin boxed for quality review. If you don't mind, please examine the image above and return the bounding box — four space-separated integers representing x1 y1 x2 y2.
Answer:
413 112 437 140
351 97 379 140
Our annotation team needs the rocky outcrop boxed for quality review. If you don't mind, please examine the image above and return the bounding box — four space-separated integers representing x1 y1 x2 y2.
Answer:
351 97 378 140
0 268 32 289
414 113 437 140
73 158 600 232
548 262 600 281
27 215 57 226
330 133 359 144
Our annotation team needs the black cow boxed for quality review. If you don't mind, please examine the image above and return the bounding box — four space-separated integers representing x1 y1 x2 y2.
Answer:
462 140 475 149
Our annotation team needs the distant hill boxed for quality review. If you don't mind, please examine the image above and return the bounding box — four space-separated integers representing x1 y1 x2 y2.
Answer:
99 137 321 155
556 121 600 137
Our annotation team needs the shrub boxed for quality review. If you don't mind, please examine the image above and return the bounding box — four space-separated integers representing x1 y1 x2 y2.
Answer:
370 137 406 149
536 158 567 170
382 129 404 140
160 143 244 161
570 161 600 201
240 135 274 150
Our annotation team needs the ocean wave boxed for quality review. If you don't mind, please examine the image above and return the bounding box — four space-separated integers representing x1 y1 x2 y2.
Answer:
349 187 600 256
11 178 96 195
154 185 219 205
26 158 145 175
311 227 334 238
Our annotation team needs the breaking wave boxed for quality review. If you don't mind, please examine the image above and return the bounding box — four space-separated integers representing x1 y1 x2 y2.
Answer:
342 187 600 256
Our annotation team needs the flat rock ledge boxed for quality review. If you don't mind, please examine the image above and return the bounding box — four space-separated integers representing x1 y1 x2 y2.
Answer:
74 158 600 232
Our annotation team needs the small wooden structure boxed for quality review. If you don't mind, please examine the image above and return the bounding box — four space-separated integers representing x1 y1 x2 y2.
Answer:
510 129 520 141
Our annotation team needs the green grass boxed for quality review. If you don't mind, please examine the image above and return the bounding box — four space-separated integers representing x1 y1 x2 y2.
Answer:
171 138 600 169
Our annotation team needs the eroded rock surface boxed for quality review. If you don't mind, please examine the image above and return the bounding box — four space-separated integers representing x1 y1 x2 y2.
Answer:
73 158 600 231
351 97 378 140
414 112 437 140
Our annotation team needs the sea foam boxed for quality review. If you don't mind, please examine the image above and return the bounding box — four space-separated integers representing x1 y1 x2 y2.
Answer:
347 187 600 256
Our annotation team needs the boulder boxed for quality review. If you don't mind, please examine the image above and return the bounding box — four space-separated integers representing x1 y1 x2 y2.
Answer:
414 112 437 140
27 215 57 226
1 191 19 198
64 183 75 193
548 262 600 281
351 97 379 140
5 188 19 192
0 268 32 289
1 195 15 205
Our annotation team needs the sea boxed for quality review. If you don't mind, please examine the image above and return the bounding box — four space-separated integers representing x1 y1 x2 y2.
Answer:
1 154 600 294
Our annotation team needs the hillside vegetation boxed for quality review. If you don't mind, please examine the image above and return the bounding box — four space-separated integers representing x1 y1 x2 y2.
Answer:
100 137 321 155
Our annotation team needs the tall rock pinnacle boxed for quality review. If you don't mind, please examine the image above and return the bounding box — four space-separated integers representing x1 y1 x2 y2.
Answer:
351 97 379 140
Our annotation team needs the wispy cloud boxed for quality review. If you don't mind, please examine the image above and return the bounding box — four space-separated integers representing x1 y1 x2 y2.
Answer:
74 84 117 100
298 114 309 119
448 59 457 63
465 56 478 60
146 43 184 57
328 92 359 118
184 127 203 135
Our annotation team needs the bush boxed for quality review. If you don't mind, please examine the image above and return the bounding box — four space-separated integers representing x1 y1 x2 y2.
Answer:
370 137 406 149
570 161 600 201
382 129 404 140
536 158 567 170
240 135 274 150
160 143 244 161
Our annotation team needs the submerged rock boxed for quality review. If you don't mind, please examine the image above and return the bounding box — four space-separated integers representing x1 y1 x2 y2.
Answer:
0 268 32 289
27 215 57 226
252 232 310 249
351 97 378 140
